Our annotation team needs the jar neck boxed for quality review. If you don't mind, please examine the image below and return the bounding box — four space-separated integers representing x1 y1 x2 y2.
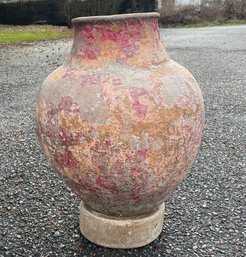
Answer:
66 15 169 67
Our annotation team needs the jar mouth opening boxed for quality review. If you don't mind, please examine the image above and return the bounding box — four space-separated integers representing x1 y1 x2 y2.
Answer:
72 12 160 25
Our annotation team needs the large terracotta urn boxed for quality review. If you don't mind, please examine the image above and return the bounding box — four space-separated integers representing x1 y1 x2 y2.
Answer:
36 13 204 248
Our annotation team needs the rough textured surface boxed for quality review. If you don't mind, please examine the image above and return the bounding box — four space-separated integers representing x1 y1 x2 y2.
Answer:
79 201 165 249
0 25 245 256
36 15 204 216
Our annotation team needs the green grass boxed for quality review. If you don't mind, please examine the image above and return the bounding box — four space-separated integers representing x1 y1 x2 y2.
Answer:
0 25 72 44
162 19 246 28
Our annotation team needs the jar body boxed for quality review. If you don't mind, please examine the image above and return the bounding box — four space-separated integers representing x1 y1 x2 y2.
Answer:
36 13 204 216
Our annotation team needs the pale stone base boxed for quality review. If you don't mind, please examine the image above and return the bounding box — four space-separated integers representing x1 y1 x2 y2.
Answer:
79 201 165 249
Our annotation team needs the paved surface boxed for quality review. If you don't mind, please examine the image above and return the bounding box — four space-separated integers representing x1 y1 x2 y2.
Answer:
0 25 245 257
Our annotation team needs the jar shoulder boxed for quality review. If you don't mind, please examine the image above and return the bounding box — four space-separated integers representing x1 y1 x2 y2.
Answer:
38 60 203 108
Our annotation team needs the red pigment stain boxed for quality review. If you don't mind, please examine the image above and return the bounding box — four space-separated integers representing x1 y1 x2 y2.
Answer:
97 22 141 46
77 20 145 59
133 100 148 118
125 154 132 162
57 96 80 113
75 132 83 143
136 148 148 159
183 125 193 135
113 160 126 175
130 193 140 201
58 96 74 111
78 25 101 59
96 175 117 193
104 139 112 147
130 88 148 118
58 127 74 146
99 27 118 42
85 50 98 59
58 127 83 146
131 165 147 178
58 151 78 169
177 96 191 108
63 71 74 81
80 74 101 88
80 25 95 40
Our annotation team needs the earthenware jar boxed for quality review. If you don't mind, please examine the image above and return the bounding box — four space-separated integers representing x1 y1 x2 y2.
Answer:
36 12 204 248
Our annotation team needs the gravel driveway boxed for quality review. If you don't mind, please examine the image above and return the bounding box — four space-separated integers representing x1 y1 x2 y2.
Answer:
0 25 245 257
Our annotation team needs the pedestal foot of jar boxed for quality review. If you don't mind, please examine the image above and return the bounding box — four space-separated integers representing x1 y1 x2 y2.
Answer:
79 201 165 249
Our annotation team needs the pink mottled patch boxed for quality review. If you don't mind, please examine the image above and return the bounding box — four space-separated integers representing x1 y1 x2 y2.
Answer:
80 74 101 88
84 50 98 59
104 139 112 147
130 88 148 118
136 148 148 159
58 96 73 111
75 19 145 60
58 127 74 147
58 96 79 112
177 96 191 109
99 26 118 42
78 25 101 59
80 25 95 41
58 151 78 170
96 175 118 193
183 125 193 136
133 100 148 118
58 127 83 146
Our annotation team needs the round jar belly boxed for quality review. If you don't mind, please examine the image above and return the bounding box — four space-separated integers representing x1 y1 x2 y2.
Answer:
37 58 204 216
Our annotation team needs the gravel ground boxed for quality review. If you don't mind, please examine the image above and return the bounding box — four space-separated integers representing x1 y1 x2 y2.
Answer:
0 25 245 257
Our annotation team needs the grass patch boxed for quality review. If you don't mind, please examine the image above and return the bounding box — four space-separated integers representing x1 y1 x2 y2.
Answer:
162 19 246 28
0 25 72 44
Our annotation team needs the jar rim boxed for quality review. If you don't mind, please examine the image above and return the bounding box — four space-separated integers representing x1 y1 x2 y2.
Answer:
72 12 160 25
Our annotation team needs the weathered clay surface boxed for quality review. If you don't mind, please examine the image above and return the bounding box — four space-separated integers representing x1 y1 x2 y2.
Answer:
36 13 204 216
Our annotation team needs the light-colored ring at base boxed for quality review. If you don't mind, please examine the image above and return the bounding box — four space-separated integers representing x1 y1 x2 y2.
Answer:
79 201 165 249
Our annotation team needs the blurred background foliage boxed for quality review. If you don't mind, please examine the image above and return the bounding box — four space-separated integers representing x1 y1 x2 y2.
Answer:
0 0 245 26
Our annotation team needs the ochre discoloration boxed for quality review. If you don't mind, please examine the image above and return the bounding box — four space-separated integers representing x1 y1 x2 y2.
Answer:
36 14 204 216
